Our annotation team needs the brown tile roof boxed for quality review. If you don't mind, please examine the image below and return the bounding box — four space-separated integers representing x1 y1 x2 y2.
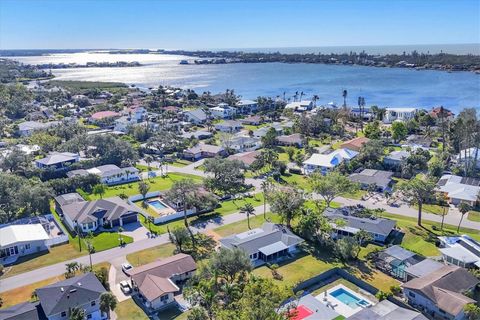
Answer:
403 265 478 316
137 274 179 301
340 137 370 151
228 150 260 166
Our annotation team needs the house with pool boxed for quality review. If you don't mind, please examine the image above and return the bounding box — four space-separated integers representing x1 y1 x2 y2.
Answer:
219 223 304 266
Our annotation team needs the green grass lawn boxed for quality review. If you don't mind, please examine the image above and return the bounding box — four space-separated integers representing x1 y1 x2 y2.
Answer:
214 193 265 215
280 173 311 190
115 299 149 320
413 203 449 215
170 159 193 168
87 172 204 199
468 210 480 222
342 189 368 200
127 243 177 267
331 140 343 150
214 212 281 237
71 232 134 252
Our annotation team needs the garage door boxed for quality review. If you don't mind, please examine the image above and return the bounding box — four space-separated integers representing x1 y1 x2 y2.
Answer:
121 214 137 225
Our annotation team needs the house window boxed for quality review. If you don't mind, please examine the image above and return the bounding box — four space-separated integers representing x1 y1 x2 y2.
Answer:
91 301 96 306
25 244 31 250
61 311 67 317
160 295 169 302
408 292 415 298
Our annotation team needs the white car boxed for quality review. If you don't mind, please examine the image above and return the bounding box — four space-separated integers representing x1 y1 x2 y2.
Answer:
121 263 133 273
119 280 131 294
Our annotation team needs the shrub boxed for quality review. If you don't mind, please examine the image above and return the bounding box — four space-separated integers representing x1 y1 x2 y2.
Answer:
390 285 402 295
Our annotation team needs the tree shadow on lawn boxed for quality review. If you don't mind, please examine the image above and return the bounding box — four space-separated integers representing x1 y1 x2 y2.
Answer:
190 212 224 229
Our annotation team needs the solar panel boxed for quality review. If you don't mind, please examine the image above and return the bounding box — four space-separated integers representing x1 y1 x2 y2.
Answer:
459 240 480 258
460 176 480 186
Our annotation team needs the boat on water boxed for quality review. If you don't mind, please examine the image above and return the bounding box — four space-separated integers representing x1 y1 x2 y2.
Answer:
179 60 189 65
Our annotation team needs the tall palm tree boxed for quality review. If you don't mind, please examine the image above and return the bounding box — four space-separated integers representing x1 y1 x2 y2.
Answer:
342 89 348 107
99 292 117 319
240 203 256 229
312 94 319 107
457 203 472 232
260 180 271 220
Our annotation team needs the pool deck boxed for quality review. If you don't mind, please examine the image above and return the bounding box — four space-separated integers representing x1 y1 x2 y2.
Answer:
315 284 373 318
147 198 176 217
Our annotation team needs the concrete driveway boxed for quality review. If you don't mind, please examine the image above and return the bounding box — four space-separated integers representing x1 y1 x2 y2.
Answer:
109 256 132 302
115 221 150 242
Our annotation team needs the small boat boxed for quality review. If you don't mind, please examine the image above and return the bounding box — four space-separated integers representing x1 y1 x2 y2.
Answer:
179 60 189 65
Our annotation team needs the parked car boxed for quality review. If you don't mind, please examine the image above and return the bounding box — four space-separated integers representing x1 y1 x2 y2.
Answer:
119 280 131 294
122 263 133 273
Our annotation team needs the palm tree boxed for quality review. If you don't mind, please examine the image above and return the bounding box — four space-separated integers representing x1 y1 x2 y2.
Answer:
240 203 256 229
457 203 472 232
144 155 154 172
147 216 155 233
260 180 270 220
118 226 124 246
69 307 86 320
99 292 117 319
342 89 348 107
312 94 319 107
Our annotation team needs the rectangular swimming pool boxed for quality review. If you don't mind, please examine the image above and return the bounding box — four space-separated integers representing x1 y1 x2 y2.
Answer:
148 199 167 210
330 288 369 309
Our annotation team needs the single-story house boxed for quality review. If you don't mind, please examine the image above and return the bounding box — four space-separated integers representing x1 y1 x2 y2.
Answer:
183 109 208 124
406 134 433 148
89 110 120 123
17 121 59 137
128 254 196 311
13 144 41 155
54 192 85 215
237 99 258 114
241 115 263 126
229 135 262 152
183 144 226 160
340 137 370 152
0 301 44 320
455 147 480 169
35 152 80 171
438 235 480 269
383 150 410 168
60 196 140 233
228 150 261 167
347 299 428 320
383 107 417 123
285 101 313 112
68 164 140 186
220 223 304 266
36 272 107 320
277 133 303 147
210 103 236 119
404 258 444 282
402 265 479 320
375 245 423 281
181 130 213 140
324 207 396 243
214 120 243 133
303 148 358 175
0 224 50 261
348 169 394 192
435 174 480 206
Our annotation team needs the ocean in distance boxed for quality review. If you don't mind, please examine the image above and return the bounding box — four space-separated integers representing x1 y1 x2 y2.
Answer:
8 50 480 114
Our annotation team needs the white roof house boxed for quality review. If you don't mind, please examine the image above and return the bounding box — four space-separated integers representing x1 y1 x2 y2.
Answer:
455 147 480 169
383 107 417 123
303 148 358 175
439 235 480 268
436 174 480 206
0 224 49 248
285 101 313 111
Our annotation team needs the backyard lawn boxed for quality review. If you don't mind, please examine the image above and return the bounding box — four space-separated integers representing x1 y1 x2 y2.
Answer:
115 299 149 320
170 159 193 168
126 243 177 267
0 262 110 308
468 210 480 222
87 172 204 199
71 232 134 252
214 212 281 237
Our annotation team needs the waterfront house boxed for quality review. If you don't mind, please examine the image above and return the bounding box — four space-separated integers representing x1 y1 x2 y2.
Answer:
67 164 140 186
183 108 208 124
324 207 396 243
438 235 480 269
277 133 303 147
347 299 428 320
214 120 243 133
285 101 313 112
303 148 358 175
350 107 373 120
35 152 80 171
340 137 370 152
183 143 226 160
60 196 140 233
435 174 480 207
0 224 50 262
402 265 479 320
383 107 417 123
219 223 304 266
430 106 454 121
348 169 394 192
237 99 258 114
210 103 236 119
128 254 196 311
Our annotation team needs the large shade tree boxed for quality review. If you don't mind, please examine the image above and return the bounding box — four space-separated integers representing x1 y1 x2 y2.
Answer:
397 177 436 226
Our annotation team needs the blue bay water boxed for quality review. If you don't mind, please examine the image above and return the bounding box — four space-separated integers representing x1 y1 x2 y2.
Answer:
8 52 480 113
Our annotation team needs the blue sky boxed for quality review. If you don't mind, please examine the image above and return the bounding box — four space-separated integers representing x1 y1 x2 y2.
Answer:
1 0 479 49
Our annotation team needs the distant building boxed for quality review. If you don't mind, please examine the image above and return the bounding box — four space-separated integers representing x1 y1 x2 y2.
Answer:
183 108 208 124
228 150 261 166
183 144 226 160
383 150 410 168
303 148 358 175
237 99 258 114
285 101 313 112
438 235 480 269
181 130 213 140
210 103 236 119
241 115 264 126
430 106 454 121
220 223 304 265
340 137 370 152
277 133 303 147
214 120 243 133
35 152 80 171
436 174 480 206
17 121 59 137
383 108 417 123
229 135 262 152
67 164 140 186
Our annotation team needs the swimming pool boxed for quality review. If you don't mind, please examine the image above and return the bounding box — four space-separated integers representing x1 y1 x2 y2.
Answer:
330 288 369 309
148 199 167 210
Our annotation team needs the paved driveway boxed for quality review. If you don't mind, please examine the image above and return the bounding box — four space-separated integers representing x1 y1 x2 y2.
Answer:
109 256 131 302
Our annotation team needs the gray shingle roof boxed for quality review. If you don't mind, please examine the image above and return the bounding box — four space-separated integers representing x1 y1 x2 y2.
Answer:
324 207 396 237
0 302 44 320
349 169 393 189
54 193 85 207
404 259 444 279
220 223 304 255
346 300 427 320
36 273 106 317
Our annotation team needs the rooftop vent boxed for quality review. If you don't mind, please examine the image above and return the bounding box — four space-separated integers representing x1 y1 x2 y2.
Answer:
70 289 77 293
60 287 64 292
77 282 82 286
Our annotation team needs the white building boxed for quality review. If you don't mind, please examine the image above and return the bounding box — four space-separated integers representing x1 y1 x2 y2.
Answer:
438 235 480 269
455 147 480 169
436 174 480 206
383 107 417 123
0 224 50 261
68 164 140 186
285 101 313 112
210 103 236 119
303 148 358 175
